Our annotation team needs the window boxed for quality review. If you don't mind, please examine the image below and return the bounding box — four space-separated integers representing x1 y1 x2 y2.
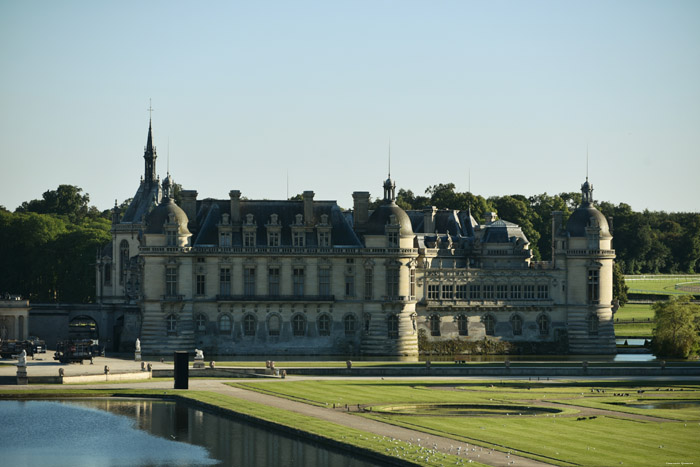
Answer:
364 313 371 333
195 313 207 333
496 285 508 300
344 314 356 335
293 268 305 296
219 268 231 295
428 284 440 300
537 284 549 300
318 230 330 247
588 313 599 336
387 231 399 247
103 263 111 285
483 314 495 336
165 266 177 296
119 240 129 284
318 314 331 336
268 314 280 336
537 314 549 336
268 268 280 296
166 314 177 333
243 231 255 247
166 230 177 247
364 269 373 300
456 284 468 300
196 274 206 296
483 285 494 300
267 231 280 247
587 269 600 304
318 268 331 296
292 314 306 336
457 315 468 336
441 284 453 300
345 275 355 298
429 315 441 336
293 231 305 247
244 267 255 296
387 315 398 339
386 268 399 298
510 285 522 300
219 232 232 247
524 285 535 300
219 314 232 334
469 284 481 300
243 314 256 336
409 269 416 300
510 315 523 336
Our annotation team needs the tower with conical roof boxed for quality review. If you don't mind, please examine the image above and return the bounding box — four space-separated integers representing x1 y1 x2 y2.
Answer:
143 119 157 189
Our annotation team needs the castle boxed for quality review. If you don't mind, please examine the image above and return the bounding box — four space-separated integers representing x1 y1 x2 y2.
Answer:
96 120 616 356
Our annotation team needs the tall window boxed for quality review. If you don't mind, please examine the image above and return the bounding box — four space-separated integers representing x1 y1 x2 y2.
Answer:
441 284 453 300
195 313 207 333
267 231 280 247
293 268 305 296
166 314 177 333
196 274 206 296
268 268 280 296
457 315 468 336
387 315 399 339
119 240 129 284
165 266 177 296
219 232 232 247
318 268 331 296
510 314 523 336
318 231 330 247
219 267 231 295
409 269 416 300
483 314 495 336
244 267 256 296
243 314 256 336
219 314 232 334
524 285 535 300
293 231 305 247
344 314 356 335
496 285 508 300
386 268 399 298
587 269 600 304
429 315 441 336
268 314 281 336
292 314 306 336
537 284 549 300
345 275 355 298
483 285 494 300
364 268 373 300
428 284 440 300
537 314 550 336
387 231 399 247
510 285 522 300
469 284 481 300
456 284 468 300
243 231 255 247
103 263 112 285
166 230 177 247
318 314 331 336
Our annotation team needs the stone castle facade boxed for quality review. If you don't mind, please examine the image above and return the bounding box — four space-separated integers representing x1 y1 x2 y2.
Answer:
96 120 617 356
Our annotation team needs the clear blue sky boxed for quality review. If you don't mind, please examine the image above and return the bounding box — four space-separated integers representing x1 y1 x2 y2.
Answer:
1 1 698 213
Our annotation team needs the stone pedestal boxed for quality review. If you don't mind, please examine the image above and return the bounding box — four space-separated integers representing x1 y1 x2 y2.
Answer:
16 365 28 385
135 351 141 362
193 357 205 369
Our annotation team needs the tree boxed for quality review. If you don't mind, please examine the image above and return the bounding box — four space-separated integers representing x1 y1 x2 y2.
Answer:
612 262 629 307
651 295 700 358
16 185 92 222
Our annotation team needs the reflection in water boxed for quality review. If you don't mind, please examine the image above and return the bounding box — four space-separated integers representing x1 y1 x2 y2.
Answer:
0 400 379 467
614 400 700 410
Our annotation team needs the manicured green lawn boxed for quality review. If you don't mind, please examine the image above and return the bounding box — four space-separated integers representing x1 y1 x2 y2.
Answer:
625 275 700 295
230 380 700 466
614 322 654 337
615 303 655 321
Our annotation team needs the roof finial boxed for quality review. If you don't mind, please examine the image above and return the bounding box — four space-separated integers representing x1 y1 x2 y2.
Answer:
586 143 589 182
167 136 170 176
147 98 154 122
388 137 391 179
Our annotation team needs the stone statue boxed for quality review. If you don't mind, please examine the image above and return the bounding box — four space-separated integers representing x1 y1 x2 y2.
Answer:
135 338 141 352
17 349 27 366
195 348 204 360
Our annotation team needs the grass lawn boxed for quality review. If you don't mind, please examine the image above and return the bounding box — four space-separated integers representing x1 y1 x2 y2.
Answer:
614 322 654 337
615 303 654 321
625 275 700 295
229 379 700 466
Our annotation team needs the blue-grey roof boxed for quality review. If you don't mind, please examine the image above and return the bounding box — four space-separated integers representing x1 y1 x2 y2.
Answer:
120 182 162 223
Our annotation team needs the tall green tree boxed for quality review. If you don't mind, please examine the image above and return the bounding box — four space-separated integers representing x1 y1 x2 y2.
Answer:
651 296 700 358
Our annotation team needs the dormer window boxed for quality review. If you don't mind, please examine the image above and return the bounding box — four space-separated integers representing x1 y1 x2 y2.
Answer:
295 213 304 225
293 231 305 247
318 230 330 247
387 231 399 247
219 232 232 247
166 229 177 247
243 231 256 247
266 213 281 247
268 231 280 247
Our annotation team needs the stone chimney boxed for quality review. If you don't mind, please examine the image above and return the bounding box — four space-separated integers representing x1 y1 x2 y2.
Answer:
229 190 241 224
423 206 437 233
484 212 497 224
303 191 315 226
180 190 198 225
352 191 370 230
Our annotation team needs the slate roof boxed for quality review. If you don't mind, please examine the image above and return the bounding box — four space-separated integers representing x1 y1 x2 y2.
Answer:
120 182 162 224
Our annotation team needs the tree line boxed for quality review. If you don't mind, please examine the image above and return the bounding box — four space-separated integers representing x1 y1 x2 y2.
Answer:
1 183 698 303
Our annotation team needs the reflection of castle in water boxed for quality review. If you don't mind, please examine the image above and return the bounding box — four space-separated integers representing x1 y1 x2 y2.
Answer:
96 119 616 356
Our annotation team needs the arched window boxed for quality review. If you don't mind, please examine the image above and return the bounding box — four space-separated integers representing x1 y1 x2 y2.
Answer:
119 240 129 284
166 314 177 334
195 313 207 333
483 314 495 336
537 314 550 336
268 314 281 336
510 314 523 336
219 314 232 334
243 314 256 336
344 314 356 335
318 314 331 336
292 314 306 336
587 312 599 336
457 315 468 336
429 315 441 336
387 315 399 339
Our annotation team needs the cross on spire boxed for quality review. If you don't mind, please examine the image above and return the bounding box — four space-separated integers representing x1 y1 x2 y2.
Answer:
147 98 154 121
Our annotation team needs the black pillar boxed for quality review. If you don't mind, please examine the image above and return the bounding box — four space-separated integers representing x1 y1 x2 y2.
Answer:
174 351 189 389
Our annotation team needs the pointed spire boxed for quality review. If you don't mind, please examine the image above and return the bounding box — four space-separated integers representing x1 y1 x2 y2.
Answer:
143 101 157 188
383 139 396 202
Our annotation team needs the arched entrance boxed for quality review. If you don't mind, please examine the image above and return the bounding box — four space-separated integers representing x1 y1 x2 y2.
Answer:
69 316 98 340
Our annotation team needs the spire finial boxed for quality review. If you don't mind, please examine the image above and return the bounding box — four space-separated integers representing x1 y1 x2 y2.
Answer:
388 138 391 179
147 98 154 122
586 143 589 182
